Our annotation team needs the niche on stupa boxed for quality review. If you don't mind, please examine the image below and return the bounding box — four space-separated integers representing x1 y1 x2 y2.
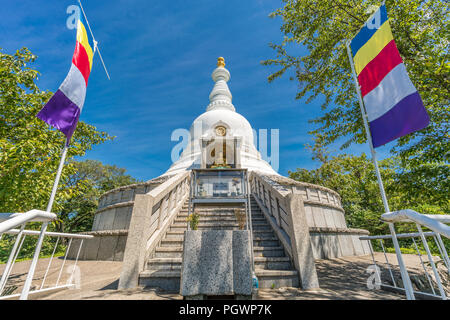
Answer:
200 122 242 169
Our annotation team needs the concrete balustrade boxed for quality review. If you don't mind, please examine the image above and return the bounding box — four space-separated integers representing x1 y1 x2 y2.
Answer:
250 173 370 262
118 172 191 289
66 175 175 261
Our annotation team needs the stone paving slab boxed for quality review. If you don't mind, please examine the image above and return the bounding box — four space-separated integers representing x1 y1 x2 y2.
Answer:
1 252 446 300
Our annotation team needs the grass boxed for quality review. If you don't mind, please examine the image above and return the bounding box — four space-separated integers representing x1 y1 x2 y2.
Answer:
0 252 66 264
384 247 428 255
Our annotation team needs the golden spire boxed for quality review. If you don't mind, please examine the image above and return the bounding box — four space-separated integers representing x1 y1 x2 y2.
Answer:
217 57 225 68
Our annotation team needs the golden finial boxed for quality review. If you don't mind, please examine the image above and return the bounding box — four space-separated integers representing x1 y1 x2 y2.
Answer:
217 57 225 68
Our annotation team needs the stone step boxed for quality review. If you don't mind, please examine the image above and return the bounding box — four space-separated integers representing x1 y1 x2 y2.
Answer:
159 237 279 248
145 257 293 272
169 225 239 231
255 269 299 288
160 239 183 247
251 224 272 231
179 211 238 216
172 221 269 228
153 246 286 258
162 233 278 242
154 247 182 258
179 207 262 215
254 257 292 270
165 229 275 237
139 270 299 291
252 229 275 236
180 207 261 211
140 269 299 291
172 221 239 227
147 257 181 270
252 238 280 247
139 270 180 292
175 216 266 223
165 231 185 240
253 246 286 257
252 235 278 241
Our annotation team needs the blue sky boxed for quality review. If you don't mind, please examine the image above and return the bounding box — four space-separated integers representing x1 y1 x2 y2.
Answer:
1 0 392 180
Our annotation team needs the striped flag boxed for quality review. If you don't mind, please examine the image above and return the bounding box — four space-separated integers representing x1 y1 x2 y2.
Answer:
349 4 429 148
37 13 94 143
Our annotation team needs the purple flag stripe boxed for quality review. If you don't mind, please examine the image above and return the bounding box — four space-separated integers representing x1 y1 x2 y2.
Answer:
36 90 81 142
369 92 430 148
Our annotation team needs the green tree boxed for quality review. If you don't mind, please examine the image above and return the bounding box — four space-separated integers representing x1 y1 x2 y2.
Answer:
289 141 449 251
0 47 112 214
57 160 139 233
0 48 139 262
263 0 449 167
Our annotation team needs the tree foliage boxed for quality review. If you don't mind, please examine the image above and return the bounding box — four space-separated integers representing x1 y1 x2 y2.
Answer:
0 48 138 262
57 160 140 233
263 0 449 166
289 140 449 251
0 47 112 213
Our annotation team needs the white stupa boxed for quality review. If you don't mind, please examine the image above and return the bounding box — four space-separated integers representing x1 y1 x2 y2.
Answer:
164 57 278 176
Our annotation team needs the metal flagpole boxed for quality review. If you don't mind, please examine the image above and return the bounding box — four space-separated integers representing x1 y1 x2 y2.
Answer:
78 0 110 80
20 3 107 298
19 138 70 300
345 41 415 300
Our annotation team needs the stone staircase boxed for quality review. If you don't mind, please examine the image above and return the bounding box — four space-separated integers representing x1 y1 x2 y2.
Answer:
139 196 299 292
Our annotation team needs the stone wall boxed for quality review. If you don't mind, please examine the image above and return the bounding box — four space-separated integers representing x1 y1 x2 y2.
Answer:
253 173 371 261
67 230 128 261
309 227 370 260
93 175 172 232
67 176 172 261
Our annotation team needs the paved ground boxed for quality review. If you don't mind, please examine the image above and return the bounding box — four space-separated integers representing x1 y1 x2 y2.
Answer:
0 252 446 300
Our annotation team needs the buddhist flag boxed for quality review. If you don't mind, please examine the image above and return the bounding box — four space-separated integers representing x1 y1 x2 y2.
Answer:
350 4 429 148
37 13 94 143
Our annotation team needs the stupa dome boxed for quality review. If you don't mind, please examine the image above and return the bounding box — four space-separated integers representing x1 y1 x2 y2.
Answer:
164 58 277 176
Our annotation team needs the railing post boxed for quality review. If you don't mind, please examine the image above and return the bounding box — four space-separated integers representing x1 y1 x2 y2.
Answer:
20 222 49 300
434 234 450 274
273 197 281 227
267 191 273 216
56 238 73 286
416 224 447 299
158 195 168 229
412 237 436 296
0 224 26 293
379 239 397 287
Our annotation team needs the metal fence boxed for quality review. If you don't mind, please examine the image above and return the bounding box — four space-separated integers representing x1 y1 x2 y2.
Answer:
0 226 93 300
360 231 449 300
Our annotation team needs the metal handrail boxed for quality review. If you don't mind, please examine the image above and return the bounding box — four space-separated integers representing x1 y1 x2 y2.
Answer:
361 210 450 300
381 210 450 239
360 231 436 240
0 227 92 300
5 229 94 239
0 210 56 234
0 210 93 300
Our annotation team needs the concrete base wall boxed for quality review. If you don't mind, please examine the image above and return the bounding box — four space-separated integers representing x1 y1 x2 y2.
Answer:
309 227 370 260
66 230 128 262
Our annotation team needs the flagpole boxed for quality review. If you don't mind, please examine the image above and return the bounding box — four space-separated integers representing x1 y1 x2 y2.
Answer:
20 138 69 299
345 41 415 300
77 0 110 80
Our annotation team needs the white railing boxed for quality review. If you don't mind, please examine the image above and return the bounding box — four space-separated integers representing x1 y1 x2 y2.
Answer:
360 210 450 300
0 211 93 300
0 210 56 234
382 210 450 239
